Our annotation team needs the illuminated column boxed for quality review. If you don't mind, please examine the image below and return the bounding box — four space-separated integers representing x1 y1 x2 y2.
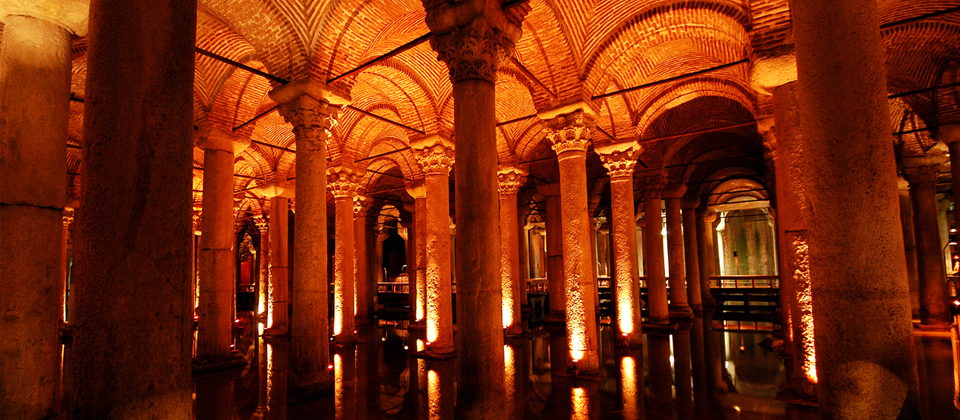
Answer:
254 215 270 323
904 159 950 327
270 80 350 393
328 165 364 345
663 185 692 318
641 176 669 324
405 182 427 324
538 183 566 321
354 195 372 322
61 208 74 322
681 200 703 313
265 193 290 335
596 142 642 346
695 208 717 307
72 0 195 414
412 135 455 354
792 0 920 415
194 127 249 367
426 4 527 414
541 103 601 374
0 5 85 417
498 166 527 337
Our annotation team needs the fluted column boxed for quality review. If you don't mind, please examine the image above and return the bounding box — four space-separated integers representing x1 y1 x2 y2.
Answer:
426 2 527 415
354 196 372 322
0 5 87 418
195 128 249 367
904 160 950 327
411 135 455 355
498 166 527 337
597 142 642 346
542 103 601 374
270 80 350 393
792 0 919 414
538 183 566 321
641 176 669 324
695 209 717 307
681 200 703 313
663 185 692 318
328 165 364 345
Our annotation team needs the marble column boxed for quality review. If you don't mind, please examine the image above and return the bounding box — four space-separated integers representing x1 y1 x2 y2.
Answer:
0 5 86 418
792 0 920 415
681 200 703 313
354 196 372 322
642 176 669 324
897 179 921 318
664 186 692 318
695 209 717 307
426 5 527 416
498 166 527 337
270 80 350 394
597 141 643 346
411 135 455 354
72 0 195 415
405 182 427 324
265 193 290 335
328 165 364 345
542 103 601 374
904 159 950 327
538 183 566 321
195 128 249 367
253 215 270 322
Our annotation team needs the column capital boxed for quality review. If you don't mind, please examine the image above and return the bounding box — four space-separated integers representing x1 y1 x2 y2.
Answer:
662 184 687 199
354 195 372 216
270 79 350 151
540 101 600 156
1 0 89 36
327 165 365 198
695 207 717 223
411 134 455 175
62 207 74 227
405 181 427 199
935 124 960 145
255 181 290 199
639 175 665 198
596 141 641 179
748 49 798 96
193 125 250 154
903 164 942 191
425 2 528 83
497 166 527 195
253 215 268 232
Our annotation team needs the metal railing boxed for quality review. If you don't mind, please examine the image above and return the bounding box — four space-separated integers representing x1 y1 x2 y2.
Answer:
708 275 780 289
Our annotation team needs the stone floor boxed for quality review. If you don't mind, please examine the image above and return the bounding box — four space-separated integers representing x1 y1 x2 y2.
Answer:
190 315 960 419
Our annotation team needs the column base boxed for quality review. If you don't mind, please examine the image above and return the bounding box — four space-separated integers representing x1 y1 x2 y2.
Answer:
690 303 704 315
192 351 247 374
544 311 566 325
505 326 527 338
568 351 600 376
334 333 358 346
289 381 333 402
914 322 953 332
617 332 644 348
669 306 694 320
641 321 679 333
263 326 289 338
413 349 457 360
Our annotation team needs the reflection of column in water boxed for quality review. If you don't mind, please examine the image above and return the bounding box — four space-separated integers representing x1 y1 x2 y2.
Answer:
571 387 590 420
549 326 568 375
674 327 694 420
648 334 675 418
253 333 268 419
334 350 358 420
919 336 956 418
416 358 428 420
427 359 455 420
620 354 646 420
267 340 288 420
504 344 516 416
195 372 233 420
689 317 709 419
703 320 723 412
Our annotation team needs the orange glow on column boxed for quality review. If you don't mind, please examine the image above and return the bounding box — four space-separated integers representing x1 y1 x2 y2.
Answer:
570 349 584 362
792 235 817 383
428 369 441 420
620 357 638 420
266 266 274 328
334 353 343 418
504 345 516 410
502 268 514 328
334 288 344 335
416 282 425 322
427 312 439 343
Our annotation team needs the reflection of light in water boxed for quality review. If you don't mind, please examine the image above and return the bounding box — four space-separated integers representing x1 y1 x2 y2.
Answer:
266 343 273 408
258 321 264 336
428 369 440 420
335 353 343 419
504 345 515 411
417 339 425 353
621 357 638 420
571 350 584 362
571 387 589 420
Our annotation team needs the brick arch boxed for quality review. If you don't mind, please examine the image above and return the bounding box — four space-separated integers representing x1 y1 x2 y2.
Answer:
514 0 581 106
666 131 765 184
351 61 441 134
595 80 636 141
582 3 750 97
206 61 272 136
496 74 539 157
692 166 766 205
636 78 755 137
512 119 549 163
882 20 960 126
360 151 418 189
706 177 769 206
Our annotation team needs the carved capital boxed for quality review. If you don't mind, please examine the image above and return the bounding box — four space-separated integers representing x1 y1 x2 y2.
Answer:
412 135 455 175
354 195 371 216
427 2 527 84
639 176 664 198
276 96 338 151
405 182 427 199
497 166 528 195
903 165 941 191
62 208 74 227
253 215 268 233
327 165 365 198
541 103 599 156
596 141 641 179
194 126 250 154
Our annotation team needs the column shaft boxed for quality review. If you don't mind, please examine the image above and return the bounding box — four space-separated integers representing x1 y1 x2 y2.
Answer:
609 176 641 344
898 185 921 317
333 196 356 343
681 207 703 312
500 192 523 336
268 197 289 334
695 211 716 307
197 147 236 360
72 0 196 415
0 15 71 419
354 205 371 321
792 0 920 415
544 190 565 317
425 172 453 353
643 192 668 323
908 168 950 326
665 196 691 316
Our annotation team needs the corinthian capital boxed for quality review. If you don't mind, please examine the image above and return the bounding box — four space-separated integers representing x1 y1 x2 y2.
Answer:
354 195 371 216
327 165 365 198
269 79 350 151
640 175 665 198
411 134 455 175
540 101 600 156
497 166 528 195
253 215 268 233
596 141 641 179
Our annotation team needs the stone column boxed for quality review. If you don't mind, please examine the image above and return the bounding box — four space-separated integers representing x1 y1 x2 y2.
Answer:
792 0 920 415
903 159 950 327
538 183 566 321
664 185 692 318
0 4 85 418
681 201 703 313
641 176 669 324
253 215 270 322
354 196 372 322
596 142 643 346
940 125 960 255
328 165 363 345
695 209 717 307
541 103 601 374
270 80 350 394
498 166 527 337
72 0 195 415
897 179 921 318
411 135 455 355
426 4 527 416
405 182 427 324
194 128 249 368
266 193 290 335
